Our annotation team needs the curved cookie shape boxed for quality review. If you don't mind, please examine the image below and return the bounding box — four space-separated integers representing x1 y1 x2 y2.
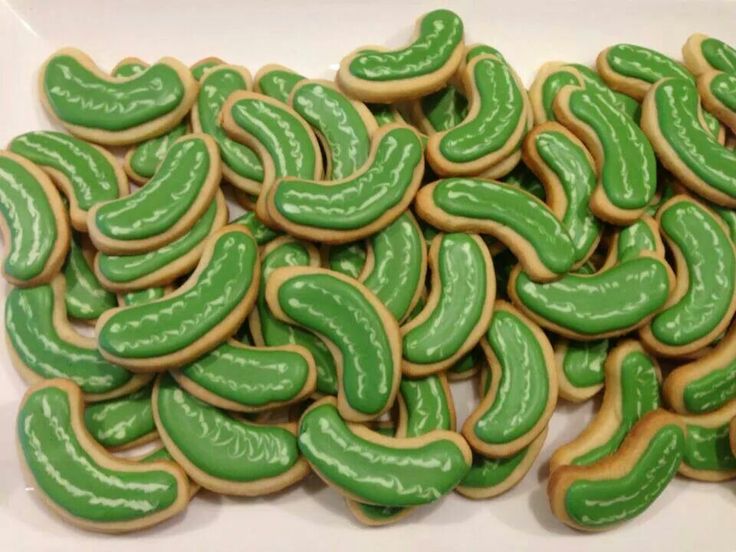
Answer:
679 399 736 482
298 397 471 506
427 55 528 176
249 236 337 396
39 48 197 146
337 9 465 103
63 234 116 323
221 91 322 226
254 64 306 103
89 134 221 254
0 151 70 287
289 80 377 179
600 215 664 269
401 233 494 377
324 241 367 278
699 70 736 133
683 33 736 76
17 379 189 533
553 85 657 224
123 124 188 184
266 266 401 421
153 373 309 496
8 131 128 232
410 84 468 134
96 225 260 371
463 301 557 457
172 340 316 412
555 339 609 403
358 212 426 323
640 195 736 357
548 410 684 532
191 65 264 194
5 276 150 401
416 177 576 282
94 191 228 291
232 210 282 246
549 340 661 472
523 123 601 266
447 347 483 381
509 252 675 340
397 373 456 438
118 286 171 307
190 56 225 80
267 125 423 243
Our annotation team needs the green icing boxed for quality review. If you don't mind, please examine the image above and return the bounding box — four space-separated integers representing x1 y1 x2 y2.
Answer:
431 178 575 274
570 64 641 120
84 382 154 448
616 219 657 262
716 206 736 242
368 104 402 126
400 375 452 437
562 340 608 388
64 235 116 320
18 386 179 522
466 44 506 63
461 446 529 489
327 242 366 278
683 359 736 413
276 272 396 416
701 37 736 73
298 401 469 506
0 156 59 281
120 287 166 306
503 162 546 200
683 422 736 472
191 59 222 81
709 71 736 112
565 424 684 528
257 68 305 103
273 127 422 229
606 44 692 85
141 447 175 463
232 211 282 246
541 69 580 121
5 284 132 394
420 85 468 131
112 60 146 78
98 230 257 358
44 54 186 131
348 10 463 81
449 349 479 375
353 503 405 521
156 374 301 481
127 123 188 180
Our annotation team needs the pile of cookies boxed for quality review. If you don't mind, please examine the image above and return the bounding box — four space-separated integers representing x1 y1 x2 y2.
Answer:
4 8 736 534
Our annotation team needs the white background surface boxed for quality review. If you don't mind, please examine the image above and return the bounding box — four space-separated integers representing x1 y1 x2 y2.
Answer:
1 0 735 550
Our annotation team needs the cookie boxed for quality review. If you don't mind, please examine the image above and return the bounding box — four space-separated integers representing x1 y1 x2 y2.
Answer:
639 195 736 357
266 124 423 243
5 275 151 401
265 266 401 422
231 209 282 246
555 339 609 403
94 190 228 291
249 236 338 396
298 396 471 506
599 214 664 269
698 70 736 133
548 410 684 532
39 48 197 146
63 234 116 323
153 373 310 496
522 122 601 266
17 379 190 533
337 9 465 103
683 33 736 76
401 233 494 377
95 225 259 371
254 64 306 103
190 56 226 80
553 84 657 224
426 55 528 176
549 340 661 472
503 161 546 199
118 286 172 307
323 241 367 278
416 177 576 282
509 251 675 340
678 399 736 482
135 445 201 498
8 131 129 232
0 151 70 287
409 83 468 134
447 347 483 381
463 301 557 457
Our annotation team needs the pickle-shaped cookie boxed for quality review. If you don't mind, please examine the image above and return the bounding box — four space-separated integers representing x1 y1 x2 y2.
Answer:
232 210 281 246
266 266 401 421
683 33 736 76
298 397 471 506
549 340 661 472
190 56 225 80
323 241 367 278
463 301 556 457
191 65 264 194
548 410 684 532
40 48 197 146
523 123 601 266
267 125 423 243
172 340 316 413
221 91 322 226
289 80 377 179
698 70 736 133
553 85 657 224
337 9 464 103
84 381 156 451
416 177 576 282
8 131 128 232
249 236 337 396
640 195 736 356
663 322 736 414
555 339 609 403
642 77 736 207
447 347 483 381
600 214 664 269
94 191 228 291
509 252 675 340
679 400 736 482
5 276 149 401
17 379 190 533
254 64 306 103
358 212 426 323
427 55 528 176
88 134 221 255
118 286 171 307
410 84 468 134
401 233 494 377
63 234 116 322
0 151 70 287
96 225 259 371
153 373 309 496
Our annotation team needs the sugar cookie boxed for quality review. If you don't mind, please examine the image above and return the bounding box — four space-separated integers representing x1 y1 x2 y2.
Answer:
678 399 736 482
254 64 306 103
599 215 664 269
698 70 736 133
683 33 736 76
232 210 282 246
323 241 367 278
555 339 609 403
63 234 116 322
190 56 225 80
